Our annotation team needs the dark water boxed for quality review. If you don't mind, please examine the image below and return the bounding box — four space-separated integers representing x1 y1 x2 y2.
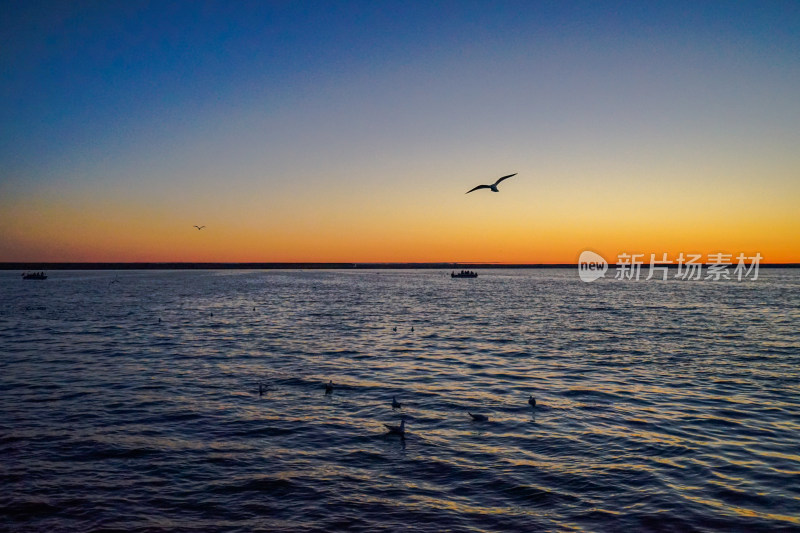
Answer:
1 269 799 532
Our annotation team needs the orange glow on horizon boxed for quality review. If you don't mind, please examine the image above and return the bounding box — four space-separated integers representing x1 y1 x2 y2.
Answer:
1 200 797 264
2 167 798 264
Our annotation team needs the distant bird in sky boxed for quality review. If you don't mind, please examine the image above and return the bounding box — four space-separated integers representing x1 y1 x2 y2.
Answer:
193 225 206 230
466 173 517 194
468 412 489 422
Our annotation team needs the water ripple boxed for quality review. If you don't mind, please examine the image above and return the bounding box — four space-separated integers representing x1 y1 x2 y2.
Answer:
1 269 799 531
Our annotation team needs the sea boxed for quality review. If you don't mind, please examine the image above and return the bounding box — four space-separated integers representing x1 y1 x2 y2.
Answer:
1 269 798 532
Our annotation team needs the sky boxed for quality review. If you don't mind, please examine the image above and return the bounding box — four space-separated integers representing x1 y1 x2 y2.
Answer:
1 1 799 263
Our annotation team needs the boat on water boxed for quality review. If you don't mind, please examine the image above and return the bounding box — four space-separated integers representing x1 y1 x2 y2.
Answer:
451 270 478 279
22 272 47 280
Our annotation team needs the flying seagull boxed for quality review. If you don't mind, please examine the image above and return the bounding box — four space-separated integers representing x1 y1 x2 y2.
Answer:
193 225 206 230
466 173 517 194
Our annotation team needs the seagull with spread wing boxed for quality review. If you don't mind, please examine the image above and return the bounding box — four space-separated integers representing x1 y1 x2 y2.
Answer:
466 173 517 194
193 225 206 230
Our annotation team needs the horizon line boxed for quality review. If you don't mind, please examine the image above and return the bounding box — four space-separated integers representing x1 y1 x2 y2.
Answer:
2 261 796 270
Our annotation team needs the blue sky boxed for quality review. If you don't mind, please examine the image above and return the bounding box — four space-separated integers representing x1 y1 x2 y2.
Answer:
2 1 799 262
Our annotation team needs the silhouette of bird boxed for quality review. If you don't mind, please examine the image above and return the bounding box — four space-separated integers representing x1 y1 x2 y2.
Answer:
392 327 397 332
392 396 402 409
325 380 334 394
411 326 414 332
259 383 268 397
466 173 517 194
384 419 405 436
468 412 489 422
528 395 536 407
193 225 206 230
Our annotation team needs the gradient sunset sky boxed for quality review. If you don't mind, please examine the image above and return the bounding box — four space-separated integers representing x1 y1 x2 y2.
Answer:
2 1 798 263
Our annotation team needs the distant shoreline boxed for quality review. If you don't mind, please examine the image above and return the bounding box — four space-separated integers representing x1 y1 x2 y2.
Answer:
2 262 798 270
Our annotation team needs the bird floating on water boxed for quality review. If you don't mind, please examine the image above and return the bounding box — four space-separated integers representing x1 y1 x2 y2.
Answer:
468 412 489 422
384 419 405 437
259 383 268 397
466 173 517 194
392 396 402 409
325 380 334 394
193 225 206 230
528 395 536 407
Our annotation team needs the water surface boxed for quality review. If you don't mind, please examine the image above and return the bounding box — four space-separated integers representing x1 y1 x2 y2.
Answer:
1 269 799 531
